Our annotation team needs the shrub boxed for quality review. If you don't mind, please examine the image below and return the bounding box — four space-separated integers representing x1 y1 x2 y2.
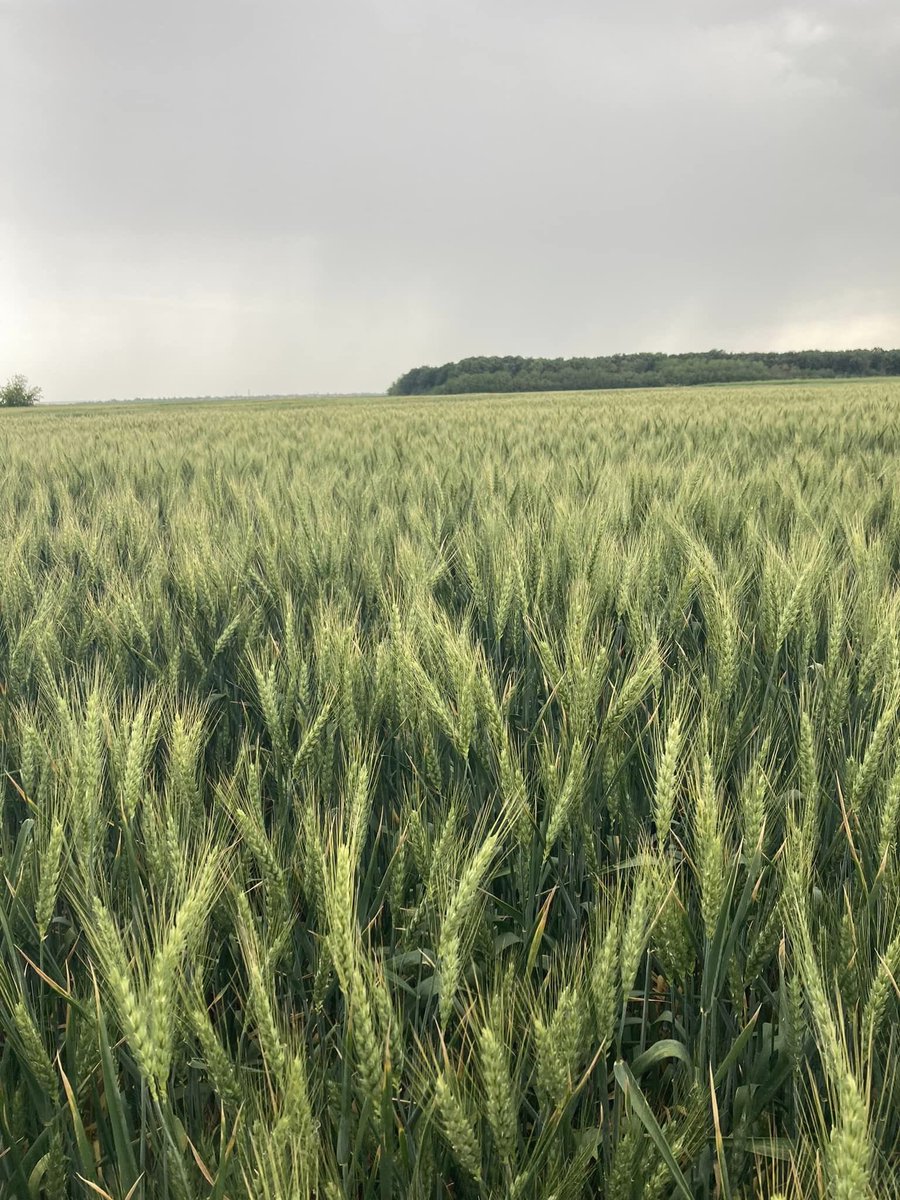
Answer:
0 373 42 406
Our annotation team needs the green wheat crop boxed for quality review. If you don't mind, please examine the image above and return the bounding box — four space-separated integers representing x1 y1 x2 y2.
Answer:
1 380 900 1198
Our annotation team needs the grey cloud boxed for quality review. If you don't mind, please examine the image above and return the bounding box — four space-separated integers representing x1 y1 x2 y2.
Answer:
1 0 898 400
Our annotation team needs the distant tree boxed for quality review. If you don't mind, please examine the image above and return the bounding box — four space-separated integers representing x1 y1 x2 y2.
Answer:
387 348 900 396
1 374 42 407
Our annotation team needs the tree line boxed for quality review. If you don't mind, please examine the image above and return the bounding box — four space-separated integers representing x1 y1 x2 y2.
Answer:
388 348 900 396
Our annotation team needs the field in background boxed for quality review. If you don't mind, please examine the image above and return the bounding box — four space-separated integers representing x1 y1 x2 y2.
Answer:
1 381 900 1198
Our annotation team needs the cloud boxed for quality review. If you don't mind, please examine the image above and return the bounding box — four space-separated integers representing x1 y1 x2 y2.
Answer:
1 0 898 398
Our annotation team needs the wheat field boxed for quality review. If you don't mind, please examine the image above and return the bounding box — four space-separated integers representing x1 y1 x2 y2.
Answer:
1 381 900 1198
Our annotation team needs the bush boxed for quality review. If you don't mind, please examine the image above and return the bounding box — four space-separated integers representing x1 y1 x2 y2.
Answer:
0 373 42 407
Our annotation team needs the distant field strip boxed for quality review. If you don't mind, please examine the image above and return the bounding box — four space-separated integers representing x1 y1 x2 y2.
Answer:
1 381 900 1198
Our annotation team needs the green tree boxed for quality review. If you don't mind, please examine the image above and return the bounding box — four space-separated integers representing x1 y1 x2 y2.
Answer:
0 374 42 407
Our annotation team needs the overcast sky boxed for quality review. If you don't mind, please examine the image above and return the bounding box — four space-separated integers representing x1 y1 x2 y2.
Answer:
2 0 898 400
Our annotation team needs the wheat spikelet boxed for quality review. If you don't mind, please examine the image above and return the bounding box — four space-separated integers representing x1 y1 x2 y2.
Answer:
122 700 152 821
19 719 42 799
653 711 683 846
738 748 769 858
649 850 695 984
849 700 896 813
12 1000 57 1095
543 738 585 859
621 867 653 996
187 990 241 1105
861 925 900 1045
323 840 356 993
605 639 660 731
236 890 288 1080
87 898 158 1091
169 708 203 819
479 1022 517 1167
434 1070 482 1180
146 853 220 1086
272 1052 317 1184
606 1121 642 1200
344 746 373 867
438 832 499 1024
791 901 872 1198
35 817 64 940
876 763 900 871
590 905 621 1049
694 749 725 943
43 1131 67 1200
828 1070 871 1200
349 964 384 1112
